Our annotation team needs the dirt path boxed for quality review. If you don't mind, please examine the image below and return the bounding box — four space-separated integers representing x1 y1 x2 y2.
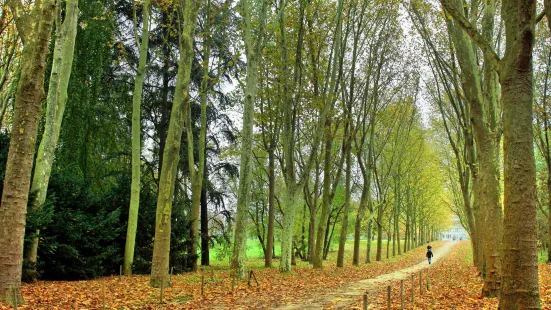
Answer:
275 241 458 309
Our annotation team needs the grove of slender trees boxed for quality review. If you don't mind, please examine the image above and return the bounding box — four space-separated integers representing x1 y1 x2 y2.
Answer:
0 0 549 308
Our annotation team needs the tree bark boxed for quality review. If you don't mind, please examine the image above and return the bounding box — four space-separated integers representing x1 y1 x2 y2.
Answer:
499 0 540 307
336 123 351 267
124 0 150 276
26 0 79 274
231 0 267 279
150 0 200 288
0 0 56 304
265 148 276 267
313 119 333 269
444 0 503 295
200 161 209 266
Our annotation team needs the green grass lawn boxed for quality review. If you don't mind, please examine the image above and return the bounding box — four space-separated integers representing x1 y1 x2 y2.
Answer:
205 238 418 268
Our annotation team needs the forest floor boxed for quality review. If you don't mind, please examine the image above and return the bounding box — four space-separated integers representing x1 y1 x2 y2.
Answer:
273 241 456 309
4 241 551 309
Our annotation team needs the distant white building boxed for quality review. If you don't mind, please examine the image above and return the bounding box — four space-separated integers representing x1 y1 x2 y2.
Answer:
440 216 469 241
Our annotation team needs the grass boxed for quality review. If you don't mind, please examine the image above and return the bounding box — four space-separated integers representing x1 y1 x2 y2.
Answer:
207 238 419 268
538 249 548 263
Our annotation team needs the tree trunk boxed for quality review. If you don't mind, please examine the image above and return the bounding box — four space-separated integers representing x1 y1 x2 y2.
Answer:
336 129 351 267
26 0 79 275
313 118 333 269
124 0 150 276
353 179 368 265
499 0 540 307
366 218 373 263
200 163 209 266
265 148 276 267
231 0 267 279
157 11 171 182
0 0 56 304
386 218 391 259
376 205 383 261
280 187 300 271
445 0 503 295
150 0 200 288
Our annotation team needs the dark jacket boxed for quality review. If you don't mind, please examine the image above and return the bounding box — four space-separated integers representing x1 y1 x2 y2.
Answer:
426 250 433 258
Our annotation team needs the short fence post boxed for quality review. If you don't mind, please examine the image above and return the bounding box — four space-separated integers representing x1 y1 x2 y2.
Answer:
201 274 205 296
363 293 368 310
426 269 430 290
119 265 122 281
170 266 174 283
400 279 404 310
420 270 423 295
411 274 415 303
387 286 391 310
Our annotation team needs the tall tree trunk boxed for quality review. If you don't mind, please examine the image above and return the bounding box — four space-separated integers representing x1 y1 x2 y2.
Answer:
366 218 373 263
353 176 368 265
376 205 383 261
157 10 171 181
336 127 351 267
307 160 319 263
499 0 539 306
386 218 391 259
124 0 150 276
150 0 200 288
26 0 79 275
187 0 214 272
231 0 268 279
444 0 503 295
265 148 276 267
0 0 56 303
200 161 209 266
313 119 333 268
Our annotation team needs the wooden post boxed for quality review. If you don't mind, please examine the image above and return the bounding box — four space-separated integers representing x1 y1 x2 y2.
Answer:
363 294 368 310
170 266 174 283
400 280 404 310
387 286 391 310
247 270 251 288
426 269 430 290
119 265 122 281
420 270 423 295
160 280 164 304
411 274 415 303
201 274 205 296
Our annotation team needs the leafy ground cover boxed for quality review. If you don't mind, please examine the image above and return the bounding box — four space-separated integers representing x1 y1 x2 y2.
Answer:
0 241 442 309
362 241 551 309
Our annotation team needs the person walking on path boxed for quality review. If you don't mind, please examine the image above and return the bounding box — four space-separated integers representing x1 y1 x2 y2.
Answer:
426 247 434 264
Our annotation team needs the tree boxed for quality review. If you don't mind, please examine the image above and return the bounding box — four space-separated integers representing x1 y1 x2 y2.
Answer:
123 0 150 276
230 0 268 280
0 0 56 304
25 0 79 277
150 0 201 288
440 0 540 306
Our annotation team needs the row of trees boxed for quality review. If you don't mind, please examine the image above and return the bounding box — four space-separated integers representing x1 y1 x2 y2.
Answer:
415 0 549 308
9 0 547 307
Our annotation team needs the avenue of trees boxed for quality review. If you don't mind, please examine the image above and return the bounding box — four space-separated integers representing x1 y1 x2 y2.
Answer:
0 0 550 308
